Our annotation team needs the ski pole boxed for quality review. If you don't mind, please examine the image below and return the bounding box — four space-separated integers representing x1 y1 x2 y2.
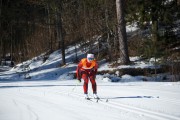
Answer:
69 79 81 95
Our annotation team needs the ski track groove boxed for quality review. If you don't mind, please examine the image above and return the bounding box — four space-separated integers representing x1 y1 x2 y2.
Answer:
103 100 180 120
1 93 41 120
26 105 39 120
11 98 39 120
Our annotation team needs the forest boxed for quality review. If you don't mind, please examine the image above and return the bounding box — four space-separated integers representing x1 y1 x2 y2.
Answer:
0 0 180 68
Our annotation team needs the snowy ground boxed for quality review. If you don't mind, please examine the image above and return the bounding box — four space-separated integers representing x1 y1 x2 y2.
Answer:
0 80 180 120
0 46 180 120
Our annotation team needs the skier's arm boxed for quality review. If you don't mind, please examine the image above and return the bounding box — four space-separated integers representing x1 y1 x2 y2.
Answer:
94 62 98 74
92 62 98 80
76 61 83 80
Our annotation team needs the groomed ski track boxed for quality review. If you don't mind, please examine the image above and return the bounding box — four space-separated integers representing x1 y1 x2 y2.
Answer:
0 80 180 120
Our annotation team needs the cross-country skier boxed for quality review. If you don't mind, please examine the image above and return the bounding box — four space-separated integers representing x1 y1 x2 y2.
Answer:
76 53 99 99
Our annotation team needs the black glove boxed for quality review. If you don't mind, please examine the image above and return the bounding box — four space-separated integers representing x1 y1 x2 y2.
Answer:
94 75 96 79
77 77 81 82
90 67 95 74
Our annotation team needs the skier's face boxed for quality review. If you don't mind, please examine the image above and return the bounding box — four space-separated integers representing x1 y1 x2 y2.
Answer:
87 57 94 63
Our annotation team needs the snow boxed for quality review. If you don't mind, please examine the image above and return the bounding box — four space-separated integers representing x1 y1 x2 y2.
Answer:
0 80 180 120
0 46 180 120
126 23 139 33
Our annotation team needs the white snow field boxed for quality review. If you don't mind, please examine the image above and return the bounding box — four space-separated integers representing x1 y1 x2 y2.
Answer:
0 48 180 120
0 80 180 120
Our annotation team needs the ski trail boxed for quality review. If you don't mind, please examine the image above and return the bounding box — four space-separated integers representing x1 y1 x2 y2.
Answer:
74 94 180 120
0 88 120 120
1 83 180 120
27 87 180 120
49 87 180 120
100 100 180 120
26 105 39 120
1 91 76 120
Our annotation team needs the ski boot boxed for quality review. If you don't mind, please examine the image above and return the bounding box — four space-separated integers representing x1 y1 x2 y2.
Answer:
84 94 90 100
93 93 99 99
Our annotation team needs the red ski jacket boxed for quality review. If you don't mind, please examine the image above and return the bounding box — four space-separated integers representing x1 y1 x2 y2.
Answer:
76 58 98 79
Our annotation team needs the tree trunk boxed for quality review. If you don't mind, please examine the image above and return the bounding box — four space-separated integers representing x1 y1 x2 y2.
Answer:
0 0 2 57
47 3 52 53
55 1 65 65
105 0 112 61
177 0 180 5
151 0 158 42
151 0 158 61
116 0 130 64
10 24 13 62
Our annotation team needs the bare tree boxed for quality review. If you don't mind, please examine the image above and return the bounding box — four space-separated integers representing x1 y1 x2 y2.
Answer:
46 2 52 53
116 0 130 64
105 0 112 61
55 0 66 65
0 0 2 58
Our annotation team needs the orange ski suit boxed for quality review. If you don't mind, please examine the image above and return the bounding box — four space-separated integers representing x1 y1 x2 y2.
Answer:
76 58 98 94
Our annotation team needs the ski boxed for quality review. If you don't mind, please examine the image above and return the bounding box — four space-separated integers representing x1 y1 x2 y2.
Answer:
85 97 99 102
85 97 109 103
96 98 109 103
85 97 91 100
84 95 109 103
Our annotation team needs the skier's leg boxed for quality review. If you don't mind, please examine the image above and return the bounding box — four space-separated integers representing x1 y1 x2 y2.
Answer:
82 73 89 94
89 75 97 94
90 74 99 99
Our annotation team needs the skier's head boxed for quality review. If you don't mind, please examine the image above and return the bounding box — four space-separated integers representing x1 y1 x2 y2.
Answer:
87 53 95 63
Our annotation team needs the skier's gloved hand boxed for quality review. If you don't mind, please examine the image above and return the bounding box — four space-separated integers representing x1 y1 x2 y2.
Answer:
90 67 95 74
92 67 95 71
77 77 81 82
94 75 96 79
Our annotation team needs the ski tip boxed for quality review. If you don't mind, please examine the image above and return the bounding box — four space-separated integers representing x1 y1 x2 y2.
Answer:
85 98 91 100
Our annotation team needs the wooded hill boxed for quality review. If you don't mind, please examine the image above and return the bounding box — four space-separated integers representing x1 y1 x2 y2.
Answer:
0 0 179 66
